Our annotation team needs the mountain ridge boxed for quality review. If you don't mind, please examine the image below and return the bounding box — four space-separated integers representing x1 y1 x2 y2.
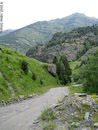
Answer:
0 13 98 53
26 25 98 62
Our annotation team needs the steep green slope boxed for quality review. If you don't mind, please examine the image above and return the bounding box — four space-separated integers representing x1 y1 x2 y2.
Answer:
26 25 98 63
0 13 98 53
0 46 58 101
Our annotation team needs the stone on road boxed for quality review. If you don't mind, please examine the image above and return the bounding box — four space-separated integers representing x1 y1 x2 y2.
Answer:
0 87 69 130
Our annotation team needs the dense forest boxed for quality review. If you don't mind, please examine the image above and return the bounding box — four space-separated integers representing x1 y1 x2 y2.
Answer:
72 50 98 94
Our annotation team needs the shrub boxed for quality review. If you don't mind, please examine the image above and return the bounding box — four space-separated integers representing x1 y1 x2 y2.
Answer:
6 56 9 62
80 50 98 94
53 56 58 64
21 60 28 74
43 122 56 130
32 72 36 81
40 80 43 85
41 108 56 121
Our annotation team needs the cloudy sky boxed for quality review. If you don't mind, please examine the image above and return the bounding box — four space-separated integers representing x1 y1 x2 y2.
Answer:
2 0 98 30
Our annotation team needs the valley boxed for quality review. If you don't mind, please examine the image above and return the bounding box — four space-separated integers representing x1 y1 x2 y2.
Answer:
0 12 98 130
0 13 98 54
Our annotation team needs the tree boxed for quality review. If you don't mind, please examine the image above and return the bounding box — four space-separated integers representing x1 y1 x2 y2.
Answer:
60 55 72 83
53 56 58 64
81 50 98 94
56 55 72 84
56 61 66 84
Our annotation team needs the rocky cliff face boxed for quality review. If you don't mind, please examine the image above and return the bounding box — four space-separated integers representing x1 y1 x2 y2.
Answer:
0 13 98 54
26 43 84 62
80 47 98 61
26 25 98 63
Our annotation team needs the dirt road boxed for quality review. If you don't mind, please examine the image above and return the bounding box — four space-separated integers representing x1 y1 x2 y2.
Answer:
0 87 69 130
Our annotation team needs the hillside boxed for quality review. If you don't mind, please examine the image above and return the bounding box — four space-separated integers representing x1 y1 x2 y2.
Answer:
0 30 15 37
0 46 58 102
26 25 98 63
72 49 98 94
0 13 98 53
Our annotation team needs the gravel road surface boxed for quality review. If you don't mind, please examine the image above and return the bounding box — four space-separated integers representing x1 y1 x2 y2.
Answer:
0 87 69 130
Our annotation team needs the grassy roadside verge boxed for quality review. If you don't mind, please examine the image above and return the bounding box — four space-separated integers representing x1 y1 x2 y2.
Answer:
0 46 60 102
68 84 84 95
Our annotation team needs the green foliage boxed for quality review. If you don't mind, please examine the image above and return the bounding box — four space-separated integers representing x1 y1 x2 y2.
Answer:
68 124 78 130
69 85 84 95
92 112 98 122
21 60 28 74
40 79 43 85
70 61 81 70
32 72 36 81
53 56 58 64
0 15 98 54
48 25 98 47
41 108 56 121
77 42 92 59
43 122 56 130
0 46 58 102
80 50 98 94
56 55 72 84
58 105 65 111
73 50 98 94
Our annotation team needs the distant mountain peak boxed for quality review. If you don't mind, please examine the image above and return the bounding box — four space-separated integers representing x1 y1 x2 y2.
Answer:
71 12 86 16
64 12 88 19
0 13 98 54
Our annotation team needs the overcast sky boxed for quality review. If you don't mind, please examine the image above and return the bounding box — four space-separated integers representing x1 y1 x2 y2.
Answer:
2 0 98 30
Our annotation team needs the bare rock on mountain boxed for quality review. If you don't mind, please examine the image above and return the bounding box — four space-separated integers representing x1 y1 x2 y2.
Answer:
48 64 56 76
26 43 84 63
80 47 98 61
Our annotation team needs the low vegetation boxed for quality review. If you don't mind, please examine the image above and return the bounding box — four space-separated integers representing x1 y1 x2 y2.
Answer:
0 46 59 102
69 85 84 95
72 50 98 94
33 94 98 130
41 108 56 121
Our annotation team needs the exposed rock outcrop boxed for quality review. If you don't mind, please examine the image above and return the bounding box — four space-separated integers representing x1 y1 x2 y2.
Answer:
48 64 56 76
80 47 98 61
26 43 84 63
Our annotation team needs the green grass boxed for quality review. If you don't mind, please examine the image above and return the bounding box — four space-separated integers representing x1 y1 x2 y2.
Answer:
43 122 56 130
41 108 56 121
92 112 98 122
69 85 84 95
70 61 81 70
0 46 58 102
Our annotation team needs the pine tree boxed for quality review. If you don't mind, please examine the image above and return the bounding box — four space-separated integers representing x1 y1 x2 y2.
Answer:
56 55 72 84
60 55 72 83
53 56 58 64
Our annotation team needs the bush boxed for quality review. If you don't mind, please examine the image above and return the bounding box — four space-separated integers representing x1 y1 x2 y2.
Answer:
21 60 28 74
80 50 98 94
32 72 36 80
41 108 56 121
40 80 43 85
43 122 56 130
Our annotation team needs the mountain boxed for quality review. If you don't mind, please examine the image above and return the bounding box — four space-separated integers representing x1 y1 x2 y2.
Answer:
0 45 58 102
26 25 98 62
0 13 98 53
0 29 15 36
